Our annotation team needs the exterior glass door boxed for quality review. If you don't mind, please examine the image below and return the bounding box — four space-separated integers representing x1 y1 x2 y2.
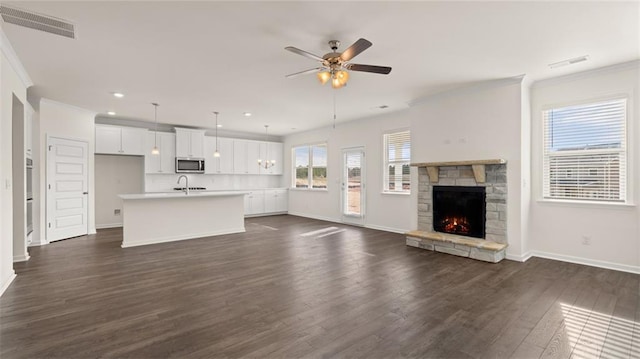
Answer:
342 148 365 225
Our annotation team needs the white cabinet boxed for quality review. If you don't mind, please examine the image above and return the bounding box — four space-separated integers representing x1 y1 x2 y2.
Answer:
95 125 146 155
244 190 265 216
205 136 234 174
145 131 176 174
233 140 261 175
264 189 288 213
259 142 283 175
175 128 205 158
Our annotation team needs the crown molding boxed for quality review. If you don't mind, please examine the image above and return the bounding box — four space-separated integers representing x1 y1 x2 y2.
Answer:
531 59 640 89
0 27 33 88
408 74 526 107
40 98 97 116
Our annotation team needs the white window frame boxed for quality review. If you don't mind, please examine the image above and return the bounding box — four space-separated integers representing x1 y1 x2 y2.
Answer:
383 129 411 194
291 142 328 191
541 96 629 204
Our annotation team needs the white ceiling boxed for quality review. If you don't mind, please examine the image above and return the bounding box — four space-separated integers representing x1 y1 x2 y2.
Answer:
2 1 638 136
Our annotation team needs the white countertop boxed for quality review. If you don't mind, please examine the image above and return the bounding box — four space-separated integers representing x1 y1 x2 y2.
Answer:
119 191 250 200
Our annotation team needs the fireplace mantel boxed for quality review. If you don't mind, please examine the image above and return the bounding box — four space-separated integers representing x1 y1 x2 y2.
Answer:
410 159 506 183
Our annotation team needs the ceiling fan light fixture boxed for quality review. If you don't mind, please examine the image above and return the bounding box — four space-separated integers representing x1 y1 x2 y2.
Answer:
317 71 331 85
336 70 349 85
331 76 345 89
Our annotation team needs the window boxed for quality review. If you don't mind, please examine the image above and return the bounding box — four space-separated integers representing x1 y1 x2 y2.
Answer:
293 143 327 189
383 130 411 193
543 98 627 203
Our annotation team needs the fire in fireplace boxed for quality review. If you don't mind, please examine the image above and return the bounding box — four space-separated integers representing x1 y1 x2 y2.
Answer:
433 186 486 239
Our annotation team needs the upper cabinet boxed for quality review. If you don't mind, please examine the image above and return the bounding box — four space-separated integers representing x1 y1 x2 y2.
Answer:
175 128 205 158
145 131 176 174
233 140 261 175
204 136 234 174
95 124 147 155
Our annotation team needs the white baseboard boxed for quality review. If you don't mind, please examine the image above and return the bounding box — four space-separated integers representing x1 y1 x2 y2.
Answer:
530 250 640 274
288 212 408 234
0 272 16 298
13 254 30 262
506 251 533 262
121 227 246 248
29 239 48 247
245 211 288 218
287 211 340 224
364 223 408 234
96 223 123 229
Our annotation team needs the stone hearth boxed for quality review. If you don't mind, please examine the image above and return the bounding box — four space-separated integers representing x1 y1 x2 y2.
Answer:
406 159 508 263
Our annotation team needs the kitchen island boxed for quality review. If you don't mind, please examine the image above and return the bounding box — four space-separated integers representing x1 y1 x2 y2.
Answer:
118 191 248 248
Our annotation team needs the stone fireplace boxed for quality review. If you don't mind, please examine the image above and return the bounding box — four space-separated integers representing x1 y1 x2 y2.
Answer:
406 159 508 263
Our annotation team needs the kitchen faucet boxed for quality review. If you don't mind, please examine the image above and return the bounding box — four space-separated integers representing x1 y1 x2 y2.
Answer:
177 175 189 195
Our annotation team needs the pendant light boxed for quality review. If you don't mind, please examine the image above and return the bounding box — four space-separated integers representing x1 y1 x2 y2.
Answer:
213 111 220 158
258 125 275 169
151 103 160 155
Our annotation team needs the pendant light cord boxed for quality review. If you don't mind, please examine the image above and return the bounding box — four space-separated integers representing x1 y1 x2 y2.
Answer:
214 112 219 152
152 103 159 147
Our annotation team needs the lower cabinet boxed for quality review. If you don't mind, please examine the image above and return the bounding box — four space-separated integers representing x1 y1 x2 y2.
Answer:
244 189 288 216
264 189 288 213
244 191 265 216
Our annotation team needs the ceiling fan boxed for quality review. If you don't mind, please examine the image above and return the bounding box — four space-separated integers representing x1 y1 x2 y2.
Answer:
285 38 392 89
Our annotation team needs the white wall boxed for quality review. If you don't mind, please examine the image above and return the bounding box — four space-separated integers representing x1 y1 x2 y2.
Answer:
11 94 27 261
0 28 31 297
529 61 640 273
283 111 417 233
145 174 282 193
38 99 97 244
95 155 144 228
409 77 528 259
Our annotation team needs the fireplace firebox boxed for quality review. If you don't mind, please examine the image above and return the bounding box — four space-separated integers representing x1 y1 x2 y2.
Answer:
433 186 486 239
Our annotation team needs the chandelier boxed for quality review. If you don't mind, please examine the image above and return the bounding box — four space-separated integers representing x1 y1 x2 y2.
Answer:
258 125 275 169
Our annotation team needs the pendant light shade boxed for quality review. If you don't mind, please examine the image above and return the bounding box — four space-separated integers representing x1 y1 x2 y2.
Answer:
213 111 220 158
151 103 160 155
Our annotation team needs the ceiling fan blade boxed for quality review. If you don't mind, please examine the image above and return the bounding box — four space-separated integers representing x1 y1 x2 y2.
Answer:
346 63 392 75
285 46 325 62
285 67 323 78
339 38 372 62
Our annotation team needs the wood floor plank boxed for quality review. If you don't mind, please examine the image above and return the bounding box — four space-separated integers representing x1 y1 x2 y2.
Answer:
1 215 638 358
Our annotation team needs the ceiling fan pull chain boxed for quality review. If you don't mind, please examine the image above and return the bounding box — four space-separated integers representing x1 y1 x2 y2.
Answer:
333 91 337 129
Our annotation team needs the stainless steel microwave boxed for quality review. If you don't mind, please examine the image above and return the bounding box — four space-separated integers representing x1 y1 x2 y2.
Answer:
176 157 205 173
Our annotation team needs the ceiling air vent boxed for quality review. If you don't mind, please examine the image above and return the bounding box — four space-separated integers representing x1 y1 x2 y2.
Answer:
0 5 75 39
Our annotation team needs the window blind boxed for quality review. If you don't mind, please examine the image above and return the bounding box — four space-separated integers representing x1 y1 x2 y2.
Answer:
384 130 411 192
543 98 626 202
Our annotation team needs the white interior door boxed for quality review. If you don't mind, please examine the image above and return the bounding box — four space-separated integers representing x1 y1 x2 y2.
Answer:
47 137 89 242
342 148 365 226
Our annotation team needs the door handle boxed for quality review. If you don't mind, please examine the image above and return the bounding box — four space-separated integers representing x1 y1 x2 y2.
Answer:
83 192 88 195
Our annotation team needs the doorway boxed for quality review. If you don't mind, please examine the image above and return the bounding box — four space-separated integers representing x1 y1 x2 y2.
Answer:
342 147 365 226
46 137 89 242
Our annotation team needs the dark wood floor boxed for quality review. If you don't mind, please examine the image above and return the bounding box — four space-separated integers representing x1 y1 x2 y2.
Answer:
1 215 639 358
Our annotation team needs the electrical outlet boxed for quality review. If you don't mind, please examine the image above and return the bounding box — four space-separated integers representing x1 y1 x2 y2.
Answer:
114 209 121 216
581 236 591 245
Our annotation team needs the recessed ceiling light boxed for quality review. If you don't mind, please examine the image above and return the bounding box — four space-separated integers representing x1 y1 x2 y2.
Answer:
107 111 116 116
112 92 124 98
549 55 589 69
216 124 222 128
243 112 252 117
